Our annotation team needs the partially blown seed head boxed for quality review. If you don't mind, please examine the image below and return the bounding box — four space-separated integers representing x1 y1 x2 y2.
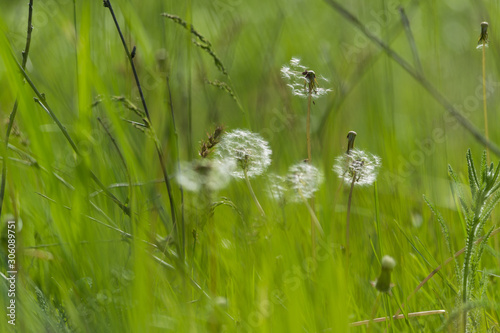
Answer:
281 57 332 99
287 162 323 201
266 174 288 201
177 159 234 192
333 148 381 186
216 129 272 179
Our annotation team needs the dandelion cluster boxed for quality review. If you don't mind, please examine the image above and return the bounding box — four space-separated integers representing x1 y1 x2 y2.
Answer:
176 159 234 192
287 162 323 201
216 129 272 179
333 148 381 186
281 57 332 99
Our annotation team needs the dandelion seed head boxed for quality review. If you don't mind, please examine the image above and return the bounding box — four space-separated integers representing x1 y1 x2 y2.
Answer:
216 129 272 179
281 58 332 99
287 162 323 201
177 159 234 192
267 174 288 201
333 148 381 186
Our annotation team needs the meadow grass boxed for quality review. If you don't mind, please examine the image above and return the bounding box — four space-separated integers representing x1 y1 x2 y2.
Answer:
1 1 500 332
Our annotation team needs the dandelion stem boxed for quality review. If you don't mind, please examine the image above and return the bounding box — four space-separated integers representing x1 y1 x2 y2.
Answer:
307 93 316 258
482 40 489 162
244 170 266 217
299 190 324 236
346 174 356 269
307 93 312 162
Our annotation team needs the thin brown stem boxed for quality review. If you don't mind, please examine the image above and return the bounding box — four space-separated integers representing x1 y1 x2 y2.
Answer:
482 42 490 162
103 0 178 249
351 310 446 327
307 94 312 162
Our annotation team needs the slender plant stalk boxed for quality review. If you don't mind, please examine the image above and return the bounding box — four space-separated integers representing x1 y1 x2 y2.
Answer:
461 213 481 331
306 92 317 260
97 117 133 220
345 174 356 269
351 310 446 327
208 214 217 294
244 170 266 217
32 98 130 215
324 0 500 157
307 94 312 162
374 182 382 259
398 7 422 75
166 74 185 261
0 0 33 219
298 191 324 236
103 0 180 251
185 0 194 160
482 41 490 162
367 293 381 333
11 37 132 216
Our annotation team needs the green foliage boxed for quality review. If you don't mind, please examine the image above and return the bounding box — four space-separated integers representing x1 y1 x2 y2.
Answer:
1 1 500 332
429 149 500 331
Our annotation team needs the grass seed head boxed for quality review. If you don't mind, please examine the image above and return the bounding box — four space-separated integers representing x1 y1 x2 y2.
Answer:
200 125 225 158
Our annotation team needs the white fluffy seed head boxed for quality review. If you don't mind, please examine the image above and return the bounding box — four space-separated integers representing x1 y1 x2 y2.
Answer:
333 148 381 186
216 129 272 179
281 57 332 99
176 159 234 192
287 162 323 201
266 174 288 201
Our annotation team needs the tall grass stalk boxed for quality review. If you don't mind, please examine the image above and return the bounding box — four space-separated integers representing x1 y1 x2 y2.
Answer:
103 0 179 252
0 0 33 219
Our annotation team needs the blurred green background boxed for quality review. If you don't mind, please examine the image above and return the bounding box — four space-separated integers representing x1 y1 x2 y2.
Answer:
0 0 499 332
